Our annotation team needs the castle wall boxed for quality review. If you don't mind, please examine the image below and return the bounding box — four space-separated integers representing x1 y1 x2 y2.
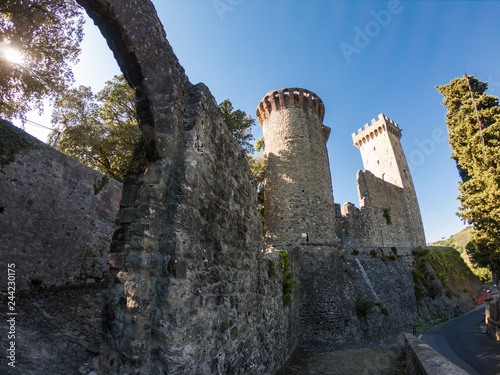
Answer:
74 2 300 373
0 120 122 291
296 245 481 348
258 88 336 247
101 83 300 375
336 170 420 247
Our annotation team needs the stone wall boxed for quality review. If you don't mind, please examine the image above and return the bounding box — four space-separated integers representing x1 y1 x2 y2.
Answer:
404 333 469 375
73 1 301 373
485 292 500 340
336 170 422 247
0 120 122 291
99 83 301 374
295 245 482 348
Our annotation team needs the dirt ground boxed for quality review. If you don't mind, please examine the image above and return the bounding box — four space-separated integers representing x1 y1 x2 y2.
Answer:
276 335 406 375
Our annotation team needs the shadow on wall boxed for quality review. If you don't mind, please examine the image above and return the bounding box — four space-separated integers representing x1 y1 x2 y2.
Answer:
0 119 122 291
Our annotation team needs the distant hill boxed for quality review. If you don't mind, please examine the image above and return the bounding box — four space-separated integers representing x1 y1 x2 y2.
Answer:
431 227 491 283
432 227 473 248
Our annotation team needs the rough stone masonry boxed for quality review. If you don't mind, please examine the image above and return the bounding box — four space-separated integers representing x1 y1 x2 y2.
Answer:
74 1 298 373
0 120 122 291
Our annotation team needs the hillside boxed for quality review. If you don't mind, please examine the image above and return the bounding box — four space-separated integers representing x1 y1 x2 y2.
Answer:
431 227 491 283
432 227 473 248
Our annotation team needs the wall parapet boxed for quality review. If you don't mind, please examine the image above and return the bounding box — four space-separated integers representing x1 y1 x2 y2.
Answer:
256 87 325 125
404 334 469 375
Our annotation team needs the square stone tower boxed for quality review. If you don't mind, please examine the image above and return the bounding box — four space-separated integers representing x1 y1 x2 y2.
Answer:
352 114 426 245
257 88 336 248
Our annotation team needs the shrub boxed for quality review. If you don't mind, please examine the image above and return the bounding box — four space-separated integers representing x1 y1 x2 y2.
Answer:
383 208 392 225
355 295 375 317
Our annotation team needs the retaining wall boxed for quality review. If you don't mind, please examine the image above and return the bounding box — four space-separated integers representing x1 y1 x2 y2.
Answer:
404 333 469 375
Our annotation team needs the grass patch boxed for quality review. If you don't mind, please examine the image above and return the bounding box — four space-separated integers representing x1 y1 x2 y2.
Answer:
412 246 479 301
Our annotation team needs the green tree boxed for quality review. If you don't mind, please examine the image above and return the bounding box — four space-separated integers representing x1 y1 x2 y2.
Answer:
218 100 265 221
436 75 500 274
255 136 264 152
0 0 84 120
219 99 255 154
248 151 266 221
49 75 140 182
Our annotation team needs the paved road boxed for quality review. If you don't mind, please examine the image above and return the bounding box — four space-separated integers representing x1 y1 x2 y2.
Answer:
420 305 500 375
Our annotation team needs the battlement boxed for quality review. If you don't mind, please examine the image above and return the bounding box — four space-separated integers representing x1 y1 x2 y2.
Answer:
256 88 325 125
352 113 401 149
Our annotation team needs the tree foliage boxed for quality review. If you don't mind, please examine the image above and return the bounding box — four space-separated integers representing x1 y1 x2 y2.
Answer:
218 100 265 221
219 99 255 154
255 136 264 152
0 0 84 120
248 152 266 221
48 75 140 182
436 75 500 274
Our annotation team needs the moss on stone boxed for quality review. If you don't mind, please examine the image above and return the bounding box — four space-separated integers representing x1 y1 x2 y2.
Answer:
0 119 42 166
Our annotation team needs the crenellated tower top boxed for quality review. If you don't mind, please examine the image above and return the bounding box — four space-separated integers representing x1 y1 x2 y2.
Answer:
352 113 401 149
256 88 325 125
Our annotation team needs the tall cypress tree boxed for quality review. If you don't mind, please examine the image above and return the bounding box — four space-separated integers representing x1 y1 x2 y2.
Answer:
436 75 500 274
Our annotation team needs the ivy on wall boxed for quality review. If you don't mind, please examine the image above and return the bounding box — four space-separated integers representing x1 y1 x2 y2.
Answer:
278 250 300 307
383 208 392 225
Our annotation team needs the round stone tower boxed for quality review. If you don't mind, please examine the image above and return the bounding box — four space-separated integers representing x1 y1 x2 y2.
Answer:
256 88 336 248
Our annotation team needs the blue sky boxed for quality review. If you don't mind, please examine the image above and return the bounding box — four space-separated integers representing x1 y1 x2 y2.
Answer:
22 1 500 243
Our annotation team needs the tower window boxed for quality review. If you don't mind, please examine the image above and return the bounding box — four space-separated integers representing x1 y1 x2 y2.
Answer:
373 147 376 151
377 160 380 164
403 169 408 177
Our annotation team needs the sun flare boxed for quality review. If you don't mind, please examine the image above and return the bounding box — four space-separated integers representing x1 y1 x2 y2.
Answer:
2 46 25 65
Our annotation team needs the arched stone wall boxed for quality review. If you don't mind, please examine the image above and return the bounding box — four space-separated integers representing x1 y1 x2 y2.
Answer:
74 1 299 374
